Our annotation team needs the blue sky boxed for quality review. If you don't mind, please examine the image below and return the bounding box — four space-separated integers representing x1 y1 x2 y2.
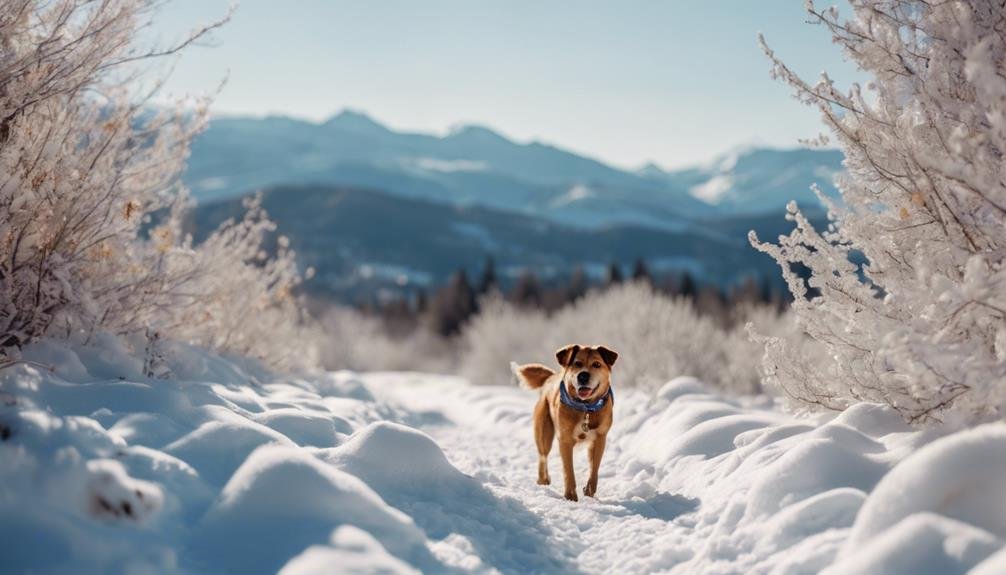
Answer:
152 1 859 169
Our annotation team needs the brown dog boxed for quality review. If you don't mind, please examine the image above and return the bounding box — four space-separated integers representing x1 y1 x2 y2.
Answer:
513 344 617 501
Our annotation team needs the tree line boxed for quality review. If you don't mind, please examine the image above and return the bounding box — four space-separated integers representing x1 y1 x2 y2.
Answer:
358 257 787 338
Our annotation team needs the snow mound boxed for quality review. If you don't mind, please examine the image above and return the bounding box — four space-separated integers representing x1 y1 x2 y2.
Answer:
848 423 1006 543
195 444 432 573
254 408 350 448
0 406 179 573
825 513 1002 575
745 435 887 517
165 419 295 487
279 525 421 575
109 411 188 448
326 421 466 491
971 547 1006 575
81 458 164 523
655 375 708 402
0 339 442 574
604 386 1006 574
838 423 1006 564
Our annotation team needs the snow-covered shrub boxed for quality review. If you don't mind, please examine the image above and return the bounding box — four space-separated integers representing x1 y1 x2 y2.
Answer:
319 306 454 374
459 282 804 394
0 1 315 370
752 1 1006 423
134 196 320 371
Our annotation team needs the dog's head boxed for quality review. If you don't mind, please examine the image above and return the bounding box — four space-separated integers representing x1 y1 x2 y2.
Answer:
555 344 618 401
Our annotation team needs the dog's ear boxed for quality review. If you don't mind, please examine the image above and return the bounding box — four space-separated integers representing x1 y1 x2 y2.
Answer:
555 344 580 367
596 345 618 367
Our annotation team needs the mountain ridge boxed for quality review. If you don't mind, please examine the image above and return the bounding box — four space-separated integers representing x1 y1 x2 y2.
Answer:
185 109 844 228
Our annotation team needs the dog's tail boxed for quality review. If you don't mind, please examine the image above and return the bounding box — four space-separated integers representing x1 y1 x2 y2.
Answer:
510 362 555 390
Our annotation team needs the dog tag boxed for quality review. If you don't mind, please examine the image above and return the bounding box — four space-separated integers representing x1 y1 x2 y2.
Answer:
581 414 590 433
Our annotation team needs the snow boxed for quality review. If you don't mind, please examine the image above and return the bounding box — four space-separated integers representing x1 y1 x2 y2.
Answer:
410 157 488 173
1 339 1004 574
324 421 464 491
826 513 1001 575
193 445 433 574
279 526 421 575
689 174 734 203
842 423 1006 547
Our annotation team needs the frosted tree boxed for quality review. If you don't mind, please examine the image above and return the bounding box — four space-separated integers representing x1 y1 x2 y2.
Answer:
0 1 316 370
750 0 1006 423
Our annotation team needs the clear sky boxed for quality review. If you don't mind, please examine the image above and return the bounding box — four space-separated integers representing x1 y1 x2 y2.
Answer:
150 1 860 170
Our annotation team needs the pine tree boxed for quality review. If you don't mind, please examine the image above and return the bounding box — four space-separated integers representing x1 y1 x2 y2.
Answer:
511 270 542 308
566 266 589 303
428 270 478 336
477 256 497 295
606 263 623 286
631 258 652 284
678 272 697 299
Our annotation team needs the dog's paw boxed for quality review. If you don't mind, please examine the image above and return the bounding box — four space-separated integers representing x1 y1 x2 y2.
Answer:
564 490 579 502
537 476 551 485
583 483 596 498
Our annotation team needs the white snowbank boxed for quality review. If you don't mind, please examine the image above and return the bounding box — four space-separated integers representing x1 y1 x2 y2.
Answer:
587 377 1006 574
844 423 1006 547
279 525 421 575
325 421 465 491
825 513 1001 575
194 445 432 573
0 339 440 574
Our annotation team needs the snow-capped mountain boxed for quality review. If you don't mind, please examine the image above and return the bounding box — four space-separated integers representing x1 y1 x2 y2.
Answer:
657 145 844 214
185 110 843 230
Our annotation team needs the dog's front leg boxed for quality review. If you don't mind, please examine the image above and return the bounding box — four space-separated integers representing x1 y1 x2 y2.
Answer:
584 433 606 498
559 440 578 501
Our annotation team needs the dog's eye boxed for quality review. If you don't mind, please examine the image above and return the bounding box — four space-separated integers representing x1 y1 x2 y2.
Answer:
592 362 602 369
574 361 583 368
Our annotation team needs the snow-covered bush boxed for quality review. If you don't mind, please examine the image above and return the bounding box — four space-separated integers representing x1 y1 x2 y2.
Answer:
751 0 1006 423
0 1 315 370
459 282 807 394
319 306 453 374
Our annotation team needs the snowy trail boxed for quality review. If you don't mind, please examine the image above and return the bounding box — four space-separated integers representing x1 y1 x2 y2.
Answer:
5 343 1006 575
367 374 700 574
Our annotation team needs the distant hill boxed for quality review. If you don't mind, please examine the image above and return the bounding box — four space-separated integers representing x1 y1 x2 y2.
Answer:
648 146 844 215
185 110 844 230
188 185 812 302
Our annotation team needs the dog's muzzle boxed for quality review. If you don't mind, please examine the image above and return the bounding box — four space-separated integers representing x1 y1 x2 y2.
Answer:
576 371 593 398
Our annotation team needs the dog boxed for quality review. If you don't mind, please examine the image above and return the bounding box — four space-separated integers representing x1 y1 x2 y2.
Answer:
512 344 618 501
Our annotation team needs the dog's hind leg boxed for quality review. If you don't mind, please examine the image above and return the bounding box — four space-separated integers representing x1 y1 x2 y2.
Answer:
533 398 554 485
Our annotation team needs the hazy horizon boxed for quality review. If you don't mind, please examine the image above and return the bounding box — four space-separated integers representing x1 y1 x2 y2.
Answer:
203 106 843 172
150 1 861 170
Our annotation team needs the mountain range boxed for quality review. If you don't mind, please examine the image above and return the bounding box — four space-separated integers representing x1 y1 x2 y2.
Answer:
184 110 842 299
186 110 842 225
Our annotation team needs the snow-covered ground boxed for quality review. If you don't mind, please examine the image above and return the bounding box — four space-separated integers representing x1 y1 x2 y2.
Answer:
2 339 1005 574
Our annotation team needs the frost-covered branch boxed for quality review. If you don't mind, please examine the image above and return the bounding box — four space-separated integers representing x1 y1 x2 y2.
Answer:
754 0 1006 423
0 0 316 371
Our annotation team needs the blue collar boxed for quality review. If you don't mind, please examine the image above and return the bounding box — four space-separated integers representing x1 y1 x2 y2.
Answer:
559 381 613 413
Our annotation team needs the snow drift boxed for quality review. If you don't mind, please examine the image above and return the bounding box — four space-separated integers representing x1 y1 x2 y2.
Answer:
1 339 1004 574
